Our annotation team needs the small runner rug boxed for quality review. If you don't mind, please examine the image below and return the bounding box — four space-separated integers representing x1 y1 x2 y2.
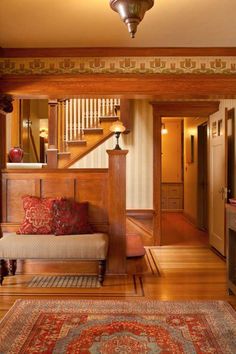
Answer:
28 275 100 288
0 300 236 353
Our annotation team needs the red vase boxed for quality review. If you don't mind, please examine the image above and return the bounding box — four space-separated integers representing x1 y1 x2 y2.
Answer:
9 147 24 162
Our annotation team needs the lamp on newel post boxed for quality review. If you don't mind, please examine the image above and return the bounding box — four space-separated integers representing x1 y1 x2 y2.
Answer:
109 120 126 150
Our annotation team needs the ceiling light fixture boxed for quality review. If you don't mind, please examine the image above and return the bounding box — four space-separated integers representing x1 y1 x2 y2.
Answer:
109 0 154 38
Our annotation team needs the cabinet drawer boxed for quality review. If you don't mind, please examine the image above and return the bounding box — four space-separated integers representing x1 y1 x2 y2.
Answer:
161 198 168 209
168 198 182 210
167 185 183 197
161 185 168 198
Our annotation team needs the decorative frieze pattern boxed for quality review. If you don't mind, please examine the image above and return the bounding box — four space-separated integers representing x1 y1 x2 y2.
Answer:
1 57 236 75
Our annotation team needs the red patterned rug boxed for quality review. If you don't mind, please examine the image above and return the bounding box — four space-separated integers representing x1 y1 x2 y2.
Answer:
0 300 236 353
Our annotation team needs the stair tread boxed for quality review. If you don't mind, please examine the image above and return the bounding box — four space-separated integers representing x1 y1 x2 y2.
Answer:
99 116 119 122
66 140 87 144
99 115 119 119
83 128 103 134
58 151 71 155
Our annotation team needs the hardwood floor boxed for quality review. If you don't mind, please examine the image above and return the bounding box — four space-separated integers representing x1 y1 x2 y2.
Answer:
161 212 209 246
0 213 235 320
0 245 235 320
128 212 209 246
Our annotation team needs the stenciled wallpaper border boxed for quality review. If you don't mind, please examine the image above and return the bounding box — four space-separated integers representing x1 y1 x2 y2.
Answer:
1 56 236 75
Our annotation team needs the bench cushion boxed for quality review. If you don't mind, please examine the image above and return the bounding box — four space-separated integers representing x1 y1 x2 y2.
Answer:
0 233 108 260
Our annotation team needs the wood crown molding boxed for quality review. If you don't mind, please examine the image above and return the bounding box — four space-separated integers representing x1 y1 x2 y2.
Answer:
151 101 220 117
1 47 236 58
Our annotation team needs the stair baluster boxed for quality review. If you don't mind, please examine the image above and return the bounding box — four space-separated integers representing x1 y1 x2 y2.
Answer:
57 98 121 165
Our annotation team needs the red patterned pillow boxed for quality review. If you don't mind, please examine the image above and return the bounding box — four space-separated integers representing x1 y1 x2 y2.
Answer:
52 199 93 235
17 196 56 234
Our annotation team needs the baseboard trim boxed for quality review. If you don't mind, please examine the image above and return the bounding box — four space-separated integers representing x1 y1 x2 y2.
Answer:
162 209 183 213
126 209 154 219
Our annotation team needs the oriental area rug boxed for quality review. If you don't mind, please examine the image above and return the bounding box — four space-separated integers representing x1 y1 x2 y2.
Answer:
0 300 236 353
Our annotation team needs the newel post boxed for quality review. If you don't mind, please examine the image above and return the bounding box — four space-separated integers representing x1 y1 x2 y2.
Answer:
107 149 128 274
47 100 58 168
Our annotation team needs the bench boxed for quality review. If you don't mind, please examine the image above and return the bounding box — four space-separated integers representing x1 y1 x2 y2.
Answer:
0 232 109 286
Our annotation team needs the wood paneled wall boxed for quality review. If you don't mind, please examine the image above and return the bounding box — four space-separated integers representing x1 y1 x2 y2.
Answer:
1 169 109 233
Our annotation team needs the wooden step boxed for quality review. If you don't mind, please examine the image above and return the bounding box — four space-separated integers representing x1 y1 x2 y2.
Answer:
58 151 71 158
66 140 87 146
99 116 119 123
83 128 103 134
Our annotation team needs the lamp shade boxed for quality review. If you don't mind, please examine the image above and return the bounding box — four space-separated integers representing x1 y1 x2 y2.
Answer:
109 120 126 133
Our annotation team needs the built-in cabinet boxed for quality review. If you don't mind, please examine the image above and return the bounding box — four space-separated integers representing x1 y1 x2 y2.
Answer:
161 183 183 211
162 119 183 211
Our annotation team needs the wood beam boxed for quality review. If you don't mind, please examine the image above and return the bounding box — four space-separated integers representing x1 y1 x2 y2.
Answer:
2 74 236 100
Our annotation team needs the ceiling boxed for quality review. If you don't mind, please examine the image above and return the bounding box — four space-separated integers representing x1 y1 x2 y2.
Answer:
0 0 235 48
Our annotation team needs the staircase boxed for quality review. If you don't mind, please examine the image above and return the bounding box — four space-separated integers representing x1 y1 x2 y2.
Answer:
56 98 120 168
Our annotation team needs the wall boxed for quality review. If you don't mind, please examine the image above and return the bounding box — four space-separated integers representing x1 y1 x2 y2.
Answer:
162 118 182 183
71 100 153 209
184 117 208 223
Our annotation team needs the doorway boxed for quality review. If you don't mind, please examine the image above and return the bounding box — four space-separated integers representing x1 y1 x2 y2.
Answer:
160 116 209 246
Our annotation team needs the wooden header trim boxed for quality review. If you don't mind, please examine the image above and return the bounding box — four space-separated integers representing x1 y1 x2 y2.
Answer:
2 74 236 100
1 47 236 58
1 168 109 174
150 101 220 117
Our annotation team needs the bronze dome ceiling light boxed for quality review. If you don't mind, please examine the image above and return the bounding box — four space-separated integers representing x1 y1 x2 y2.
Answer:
110 0 154 38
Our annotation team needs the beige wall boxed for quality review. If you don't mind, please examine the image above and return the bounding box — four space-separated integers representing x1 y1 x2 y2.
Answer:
71 100 153 209
184 117 208 223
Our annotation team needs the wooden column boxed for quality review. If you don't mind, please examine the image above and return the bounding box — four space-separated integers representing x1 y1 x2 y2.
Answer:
0 94 13 228
151 104 162 246
120 99 133 134
107 149 128 274
47 100 58 168
0 111 7 170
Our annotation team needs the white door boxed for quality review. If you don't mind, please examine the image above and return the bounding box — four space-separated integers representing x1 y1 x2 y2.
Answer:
209 115 226 256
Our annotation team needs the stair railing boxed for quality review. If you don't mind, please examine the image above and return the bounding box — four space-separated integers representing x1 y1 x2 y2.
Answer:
57 98 120 153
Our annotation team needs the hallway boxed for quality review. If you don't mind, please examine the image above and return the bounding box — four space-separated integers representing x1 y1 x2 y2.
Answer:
161 212 209 246
127 212 209 247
